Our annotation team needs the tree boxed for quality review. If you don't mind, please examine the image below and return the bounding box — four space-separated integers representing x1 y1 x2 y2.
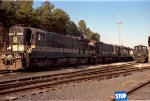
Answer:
51 8 70 34
0 1 17 41
0 1 17 28
0 1 100 42
66 21 82 36
85 28 93 39
78 20 87 35
16 1 34 26
91 33 100 42
35 1 54 30
78 20 100 41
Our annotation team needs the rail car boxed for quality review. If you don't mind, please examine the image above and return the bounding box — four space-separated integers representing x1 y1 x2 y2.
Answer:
0 26 133 70
133 45 148 63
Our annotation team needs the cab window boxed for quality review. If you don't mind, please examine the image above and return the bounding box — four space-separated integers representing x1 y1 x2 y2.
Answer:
37 32 46 41
135 47 138 50
143 46 147 50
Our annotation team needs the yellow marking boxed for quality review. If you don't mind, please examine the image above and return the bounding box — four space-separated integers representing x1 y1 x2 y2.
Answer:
122 80 136 87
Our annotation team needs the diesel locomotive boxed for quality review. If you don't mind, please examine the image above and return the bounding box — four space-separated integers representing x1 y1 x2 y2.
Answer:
0 26 133 70
133 45 148 63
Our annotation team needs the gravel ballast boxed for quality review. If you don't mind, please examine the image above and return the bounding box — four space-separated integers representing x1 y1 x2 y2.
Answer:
6 69 150 101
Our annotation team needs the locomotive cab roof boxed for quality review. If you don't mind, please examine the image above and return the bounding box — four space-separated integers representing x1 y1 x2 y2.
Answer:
9 26 47 35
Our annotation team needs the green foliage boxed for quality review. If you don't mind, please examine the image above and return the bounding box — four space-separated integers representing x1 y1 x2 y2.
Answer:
66 21 82 37
0 1 100 42
16 1 34 26
35 1 54 30
78 20 100 42
0 1 16 28
51 8 70 34
78 20 87 35
91 33 100 42
0 1 17 41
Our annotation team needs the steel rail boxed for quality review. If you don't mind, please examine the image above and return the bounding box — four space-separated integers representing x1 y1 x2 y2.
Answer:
0 65 149 95
0 63 135 86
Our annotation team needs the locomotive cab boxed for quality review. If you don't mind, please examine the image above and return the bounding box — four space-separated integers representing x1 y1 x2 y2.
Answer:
9 26 32 52
133 45 148 63
0 26 33 70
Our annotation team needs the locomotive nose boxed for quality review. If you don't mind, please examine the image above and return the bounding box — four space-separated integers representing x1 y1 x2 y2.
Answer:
137 52 141 56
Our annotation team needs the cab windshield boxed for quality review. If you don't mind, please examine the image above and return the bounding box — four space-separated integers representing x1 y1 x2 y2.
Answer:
135 46 147 51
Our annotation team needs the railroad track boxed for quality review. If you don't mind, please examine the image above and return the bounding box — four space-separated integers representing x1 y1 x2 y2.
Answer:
127 80 150 100
0 70 15 75
0 62 133 75
0 62 134 83
111 79 150 101
0 62 149 97
0 62 135 85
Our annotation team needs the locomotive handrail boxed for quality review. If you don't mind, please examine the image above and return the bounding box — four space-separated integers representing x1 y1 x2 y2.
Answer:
25 42 31 52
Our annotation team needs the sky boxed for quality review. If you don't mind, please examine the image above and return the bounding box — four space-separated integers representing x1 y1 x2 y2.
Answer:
33 0 150 48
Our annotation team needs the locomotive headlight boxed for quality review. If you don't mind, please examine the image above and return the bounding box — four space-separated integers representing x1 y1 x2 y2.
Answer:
137 53 141 56
12 45 24 51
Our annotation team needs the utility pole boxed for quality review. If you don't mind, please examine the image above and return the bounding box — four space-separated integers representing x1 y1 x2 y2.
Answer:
117 14 122 61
